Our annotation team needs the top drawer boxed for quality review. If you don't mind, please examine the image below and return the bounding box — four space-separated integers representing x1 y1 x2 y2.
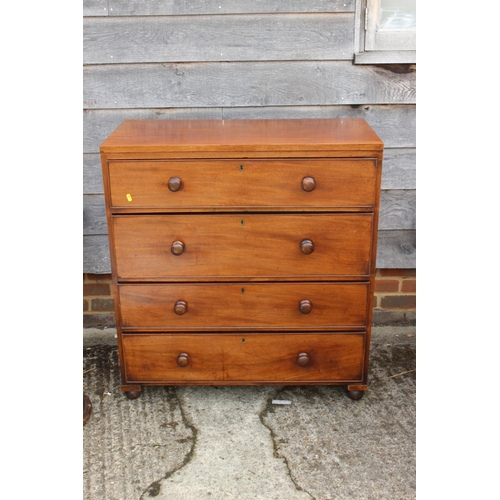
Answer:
107 159 377 211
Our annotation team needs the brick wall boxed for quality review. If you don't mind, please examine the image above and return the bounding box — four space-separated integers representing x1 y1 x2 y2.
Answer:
84 270 416 329
83 274 115 329
373 269 416 325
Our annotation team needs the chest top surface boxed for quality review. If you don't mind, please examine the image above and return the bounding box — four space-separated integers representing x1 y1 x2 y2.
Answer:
100 118 383 154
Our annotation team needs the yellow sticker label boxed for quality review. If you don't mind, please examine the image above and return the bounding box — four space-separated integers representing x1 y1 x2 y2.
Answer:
126 194 132 202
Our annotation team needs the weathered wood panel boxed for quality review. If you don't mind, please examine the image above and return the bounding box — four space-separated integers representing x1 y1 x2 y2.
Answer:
83 195 107 235
223 105 416 149
83 62 416 109
83 229 414 273
83 108 223 154
381 148 415 189
84 14 354 64
99 0 355 16
83 154 103 194
83 0 108 17
379 190 415 230
355 51 416 64
376 230 416 269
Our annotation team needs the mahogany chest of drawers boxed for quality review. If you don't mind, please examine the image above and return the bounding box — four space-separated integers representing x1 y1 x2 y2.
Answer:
100 118 383 400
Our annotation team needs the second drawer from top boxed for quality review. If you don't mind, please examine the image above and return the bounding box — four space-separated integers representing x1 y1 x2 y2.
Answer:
112 213 374 280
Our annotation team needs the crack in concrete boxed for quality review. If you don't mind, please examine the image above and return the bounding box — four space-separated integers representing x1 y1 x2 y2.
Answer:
140 387 199 499
139 386 315 499
259 387 316 500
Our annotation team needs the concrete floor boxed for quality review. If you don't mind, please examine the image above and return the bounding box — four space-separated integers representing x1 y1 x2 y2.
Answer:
83 326 416 500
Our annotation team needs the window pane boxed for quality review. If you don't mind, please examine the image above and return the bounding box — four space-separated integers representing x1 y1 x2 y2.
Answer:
380 0 416 29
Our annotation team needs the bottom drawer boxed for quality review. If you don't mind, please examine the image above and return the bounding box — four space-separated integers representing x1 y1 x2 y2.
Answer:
122 333 365 384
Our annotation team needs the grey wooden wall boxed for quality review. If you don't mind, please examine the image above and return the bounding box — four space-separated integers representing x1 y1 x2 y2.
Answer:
83 1 416 274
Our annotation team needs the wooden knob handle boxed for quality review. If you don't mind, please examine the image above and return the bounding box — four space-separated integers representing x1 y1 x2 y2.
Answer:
177 353 189 367
168 177 182 192
302 176 316 192
174 300 187 315
171 240 185 255
297 352 311 367
299 299 312 314
300 239 314 254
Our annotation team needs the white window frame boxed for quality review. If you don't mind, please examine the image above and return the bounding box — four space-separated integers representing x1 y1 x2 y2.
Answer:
354 0 416 64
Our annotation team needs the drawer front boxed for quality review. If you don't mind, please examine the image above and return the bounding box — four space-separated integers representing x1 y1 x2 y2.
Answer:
122 333 365 383
119 282 369 330
113 214 374 279
108 159 377 210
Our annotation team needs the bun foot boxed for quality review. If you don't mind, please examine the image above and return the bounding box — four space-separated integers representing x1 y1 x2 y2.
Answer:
346 390 364 400
346 385 367 400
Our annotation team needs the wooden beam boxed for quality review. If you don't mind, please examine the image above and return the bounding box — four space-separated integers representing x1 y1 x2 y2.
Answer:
87 0 356 16
83 61 416 109
355 51 416 65
381 148 415 189
84 14 354 64
376 230 416 268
